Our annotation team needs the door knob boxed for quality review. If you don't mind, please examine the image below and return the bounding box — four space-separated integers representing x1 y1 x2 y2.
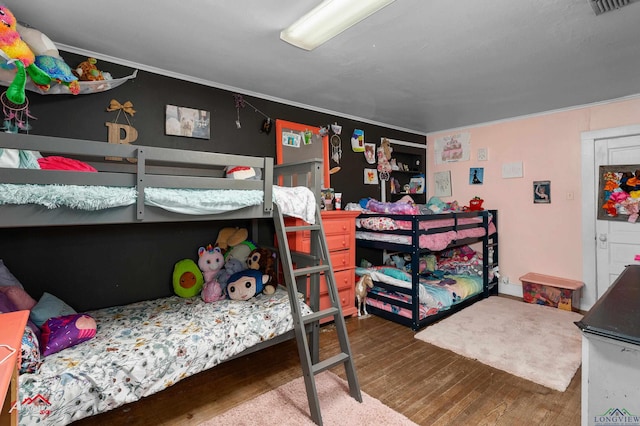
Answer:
599 234 607 242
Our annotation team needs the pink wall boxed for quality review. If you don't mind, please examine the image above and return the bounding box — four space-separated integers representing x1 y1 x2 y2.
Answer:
426 97 640 295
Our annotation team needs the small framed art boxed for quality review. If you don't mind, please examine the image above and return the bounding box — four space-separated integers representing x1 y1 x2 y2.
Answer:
533 180 551 203
434 171 452 197
165 105 211 139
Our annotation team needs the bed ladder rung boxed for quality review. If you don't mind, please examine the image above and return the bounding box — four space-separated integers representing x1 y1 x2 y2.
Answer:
312 353 350 375
285 224 322 232
302 307 339 325
273 202 362 426
293 264 330 277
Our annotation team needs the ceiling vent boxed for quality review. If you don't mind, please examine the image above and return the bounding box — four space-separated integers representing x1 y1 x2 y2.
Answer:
590 0 638 15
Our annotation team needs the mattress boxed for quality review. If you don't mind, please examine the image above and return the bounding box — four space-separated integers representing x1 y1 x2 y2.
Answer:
18 287 312 426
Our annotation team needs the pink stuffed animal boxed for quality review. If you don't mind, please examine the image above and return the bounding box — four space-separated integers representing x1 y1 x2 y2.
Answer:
198 244 226 303
201 279 225 303
197 244 224 283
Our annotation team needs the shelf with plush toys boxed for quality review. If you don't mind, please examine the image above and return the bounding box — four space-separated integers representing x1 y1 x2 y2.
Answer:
0 6 137 110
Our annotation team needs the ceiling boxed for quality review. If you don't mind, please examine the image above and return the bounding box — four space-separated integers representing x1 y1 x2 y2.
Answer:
5 0 640 135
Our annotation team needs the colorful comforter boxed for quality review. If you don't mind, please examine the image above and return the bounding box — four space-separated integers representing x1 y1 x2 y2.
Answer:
355 266 483 319
18 287 311 426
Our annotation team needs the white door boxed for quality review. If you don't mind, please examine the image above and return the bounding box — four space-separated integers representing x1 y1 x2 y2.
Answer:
594 135 640 297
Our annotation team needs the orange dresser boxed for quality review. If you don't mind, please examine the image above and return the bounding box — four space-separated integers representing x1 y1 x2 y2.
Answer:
1 310 29 426
285 210 360 320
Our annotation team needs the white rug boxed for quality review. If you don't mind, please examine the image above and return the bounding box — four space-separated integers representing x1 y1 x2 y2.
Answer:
414 296 583 392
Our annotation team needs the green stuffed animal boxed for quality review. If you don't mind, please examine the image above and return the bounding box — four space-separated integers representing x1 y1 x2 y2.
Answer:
172 258 204 298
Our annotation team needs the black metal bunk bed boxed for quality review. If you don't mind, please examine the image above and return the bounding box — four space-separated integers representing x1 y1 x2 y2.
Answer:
355 210 499 331
0 132 358 426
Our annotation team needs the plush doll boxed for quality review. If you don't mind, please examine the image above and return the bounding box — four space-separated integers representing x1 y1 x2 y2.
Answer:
214 227 248 252
197 244 224 283
73 57 105 81
215 257 244 286
16 23 79 95
172 259 204 298
246 247 277 295
225 240 257 269
226 269 270 301
201 278 225 303
0 5 52 105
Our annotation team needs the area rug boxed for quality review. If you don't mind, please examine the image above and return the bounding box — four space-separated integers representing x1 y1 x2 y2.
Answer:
414 296 583 392
199 371 417 426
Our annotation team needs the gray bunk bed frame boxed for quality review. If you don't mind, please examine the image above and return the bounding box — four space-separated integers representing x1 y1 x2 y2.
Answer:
0 131 329 418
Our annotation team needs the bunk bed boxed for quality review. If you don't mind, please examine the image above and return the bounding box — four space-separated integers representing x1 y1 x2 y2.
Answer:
0 133 323 425
355 209 499 331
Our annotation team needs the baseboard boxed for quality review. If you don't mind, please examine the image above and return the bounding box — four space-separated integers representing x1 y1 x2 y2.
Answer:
498 281 523 298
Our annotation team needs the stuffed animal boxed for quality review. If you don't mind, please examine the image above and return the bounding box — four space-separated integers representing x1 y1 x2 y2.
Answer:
225 240 257 269
214 227 248 252
197 244 224 283
73 57 105 81
201 278 225 303
215 257 244 286
246 247 277 295
226 269 270 301
0 5 52 105
172 259 204 298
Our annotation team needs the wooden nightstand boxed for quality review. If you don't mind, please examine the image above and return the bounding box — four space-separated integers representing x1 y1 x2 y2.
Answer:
284 210 360 320
1 310 28 426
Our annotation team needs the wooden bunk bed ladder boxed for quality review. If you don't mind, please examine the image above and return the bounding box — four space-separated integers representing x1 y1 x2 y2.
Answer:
273 203 362 425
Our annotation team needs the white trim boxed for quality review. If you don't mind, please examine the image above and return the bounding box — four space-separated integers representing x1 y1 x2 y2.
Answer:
57 43 428 137
580 124 640 310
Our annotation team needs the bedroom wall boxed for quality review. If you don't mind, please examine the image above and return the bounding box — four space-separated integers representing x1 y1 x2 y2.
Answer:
426 97 640 306
0 51 425 311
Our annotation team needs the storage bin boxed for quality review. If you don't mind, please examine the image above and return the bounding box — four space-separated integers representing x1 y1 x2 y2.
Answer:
519 272 584 311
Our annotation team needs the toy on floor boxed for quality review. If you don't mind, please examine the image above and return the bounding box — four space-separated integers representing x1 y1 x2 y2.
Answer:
172 259 204 298
246 247 277 295
355 274 374 317
226 269 270 301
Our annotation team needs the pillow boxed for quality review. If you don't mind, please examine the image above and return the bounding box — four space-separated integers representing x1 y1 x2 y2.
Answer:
40 314 97 357
29 292 76 328
0 291 17 313
0 286 37 311
0 259 24 289
0 148 19 168
20 325 41 373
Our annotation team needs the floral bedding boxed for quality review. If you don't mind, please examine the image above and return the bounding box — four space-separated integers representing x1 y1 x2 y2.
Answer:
18 287 311 426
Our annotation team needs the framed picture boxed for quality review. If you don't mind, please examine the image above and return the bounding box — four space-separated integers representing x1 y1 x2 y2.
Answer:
434 171 452 197
598 165 640 221
470 167 484 185
409 175 425 194
165 105 210 139
533 180 551 204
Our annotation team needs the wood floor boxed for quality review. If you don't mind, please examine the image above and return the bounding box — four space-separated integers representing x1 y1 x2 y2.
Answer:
75 313 581 426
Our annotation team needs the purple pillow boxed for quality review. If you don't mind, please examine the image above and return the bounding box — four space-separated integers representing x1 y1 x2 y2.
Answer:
0 292 17 313
40 314 97 357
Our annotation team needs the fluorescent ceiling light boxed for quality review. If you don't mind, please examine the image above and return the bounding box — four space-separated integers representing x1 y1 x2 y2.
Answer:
280 0 396 51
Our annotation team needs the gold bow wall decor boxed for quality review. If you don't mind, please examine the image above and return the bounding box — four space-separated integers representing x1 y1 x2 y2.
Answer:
107 99 136 116
105 99 138 163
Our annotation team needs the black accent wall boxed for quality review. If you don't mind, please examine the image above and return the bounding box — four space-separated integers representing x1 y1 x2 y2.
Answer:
0 52 425 310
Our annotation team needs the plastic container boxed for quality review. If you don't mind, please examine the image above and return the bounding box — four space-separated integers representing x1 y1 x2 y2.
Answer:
520 272 584 311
